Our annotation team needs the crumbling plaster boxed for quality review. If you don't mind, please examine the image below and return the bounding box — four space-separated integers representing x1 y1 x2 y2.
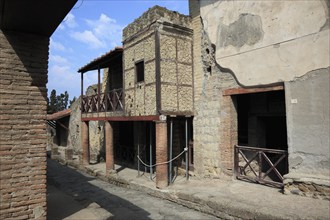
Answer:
285 68 330 179
200 0 330 86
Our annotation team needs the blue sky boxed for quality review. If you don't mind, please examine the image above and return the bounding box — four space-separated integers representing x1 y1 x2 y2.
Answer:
48 0 189 100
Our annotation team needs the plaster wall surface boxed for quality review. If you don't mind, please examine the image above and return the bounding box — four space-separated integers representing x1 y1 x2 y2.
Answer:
200 0 330 86
191 0 330 183
285 68 330 179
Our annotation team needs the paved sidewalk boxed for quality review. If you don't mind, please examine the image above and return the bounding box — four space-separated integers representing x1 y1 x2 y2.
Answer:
61 159 329 220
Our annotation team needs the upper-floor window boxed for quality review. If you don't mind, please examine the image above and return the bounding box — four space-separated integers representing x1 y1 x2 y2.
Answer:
135 61 144 83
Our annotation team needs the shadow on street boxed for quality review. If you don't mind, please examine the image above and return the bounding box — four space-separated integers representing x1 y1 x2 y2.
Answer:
47 159 151 220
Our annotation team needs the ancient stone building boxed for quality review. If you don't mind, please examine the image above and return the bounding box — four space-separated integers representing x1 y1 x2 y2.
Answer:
0 0 76 219
79 6 193 188
190 0 329 198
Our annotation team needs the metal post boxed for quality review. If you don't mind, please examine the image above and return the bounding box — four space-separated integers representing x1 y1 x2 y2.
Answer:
169 118 173 183
234 145 238 178
259 151 262 181
150 122 153 180
185 118 189 180
137 143 140 177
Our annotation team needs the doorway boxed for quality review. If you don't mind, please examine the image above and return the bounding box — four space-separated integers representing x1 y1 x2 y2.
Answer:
235 90 288 186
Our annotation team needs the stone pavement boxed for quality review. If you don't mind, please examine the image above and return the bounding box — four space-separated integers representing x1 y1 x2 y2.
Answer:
52 159 330 220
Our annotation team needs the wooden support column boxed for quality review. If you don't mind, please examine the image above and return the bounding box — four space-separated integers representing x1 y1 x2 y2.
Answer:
81 72 84 113
81 121 90 165
105 121 114 172
155 120 168 188
97 68 101 113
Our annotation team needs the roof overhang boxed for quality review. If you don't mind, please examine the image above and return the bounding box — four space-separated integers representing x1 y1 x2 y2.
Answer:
0 0 77 37
78 47 123 74
47 109 71 121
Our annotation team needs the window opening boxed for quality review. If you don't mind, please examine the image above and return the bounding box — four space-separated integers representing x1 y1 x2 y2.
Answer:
135 61 144 83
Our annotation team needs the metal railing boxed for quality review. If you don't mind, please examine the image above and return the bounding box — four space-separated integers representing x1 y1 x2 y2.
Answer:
234 145 288 187
81 89 123 113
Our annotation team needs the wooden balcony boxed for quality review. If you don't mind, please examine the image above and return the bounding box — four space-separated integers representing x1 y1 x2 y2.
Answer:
81 89 123 114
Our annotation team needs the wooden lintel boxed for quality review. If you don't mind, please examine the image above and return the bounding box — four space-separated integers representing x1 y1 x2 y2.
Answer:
223 85 284 96
159 110 194 116
81 115 160 122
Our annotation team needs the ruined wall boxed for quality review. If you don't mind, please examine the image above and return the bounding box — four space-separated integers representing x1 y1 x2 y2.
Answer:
86 85 105 162
123 6 193 116
159 25 193 114
0 30 48 219
191 0 330 185
190 0 239 177
200 0 329 86
68 97 81 155
123 29 157 116
284 69 330 190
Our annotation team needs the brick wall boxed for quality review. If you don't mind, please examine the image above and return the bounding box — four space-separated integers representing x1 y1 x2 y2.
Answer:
0 30 49 219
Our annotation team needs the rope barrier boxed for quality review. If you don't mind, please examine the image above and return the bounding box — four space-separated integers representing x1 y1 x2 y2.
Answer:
137 147 188 168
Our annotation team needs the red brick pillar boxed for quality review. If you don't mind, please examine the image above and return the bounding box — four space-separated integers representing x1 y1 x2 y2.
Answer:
81 121 90 165
105 121 114 173
155 120 168 188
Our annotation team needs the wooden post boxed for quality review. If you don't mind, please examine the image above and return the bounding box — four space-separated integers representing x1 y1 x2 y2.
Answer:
97 68 101 113
81 72 84 113
155 120 168 188
105 121 114 172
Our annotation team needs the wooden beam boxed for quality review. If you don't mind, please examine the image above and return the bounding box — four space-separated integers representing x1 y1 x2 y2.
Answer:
222 85 284 96
81 115 161 122
56 120 68 130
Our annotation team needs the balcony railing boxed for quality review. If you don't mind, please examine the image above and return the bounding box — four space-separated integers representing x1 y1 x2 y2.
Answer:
234 145 288 188
81 89 123 113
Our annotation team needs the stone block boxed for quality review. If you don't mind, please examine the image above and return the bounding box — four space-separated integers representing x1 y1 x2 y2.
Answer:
178 38 192 63
178 86 193 112
160 61 176 84
161 84 178 112
160 35 176 60
145 61 156 84
178 63 193 85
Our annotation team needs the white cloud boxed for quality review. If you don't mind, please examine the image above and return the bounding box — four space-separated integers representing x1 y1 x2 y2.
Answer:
71 30 105 49
49 54 69 64
65 13 78 28
48 64 80 98
70 13 123 49
50 39 66 51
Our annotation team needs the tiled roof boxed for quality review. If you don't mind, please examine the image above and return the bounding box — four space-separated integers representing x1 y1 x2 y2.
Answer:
78 46 123 73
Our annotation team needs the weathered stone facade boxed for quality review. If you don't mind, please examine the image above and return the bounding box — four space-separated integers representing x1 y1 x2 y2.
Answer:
123 6 193 116
0 30 49 219
190 0 330 198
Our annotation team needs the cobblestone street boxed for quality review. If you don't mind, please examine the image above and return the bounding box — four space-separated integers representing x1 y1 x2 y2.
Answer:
47 159 218 220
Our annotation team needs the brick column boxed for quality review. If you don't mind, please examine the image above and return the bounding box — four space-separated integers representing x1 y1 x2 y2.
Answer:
105 121 114 172
155 121 168 188
81 121 90 165
220 95 237 175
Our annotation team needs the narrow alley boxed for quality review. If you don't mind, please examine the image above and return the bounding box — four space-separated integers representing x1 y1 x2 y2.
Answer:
47 159 218 220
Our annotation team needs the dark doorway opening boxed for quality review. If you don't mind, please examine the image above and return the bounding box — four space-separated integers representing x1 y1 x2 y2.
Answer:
235 90 288 184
